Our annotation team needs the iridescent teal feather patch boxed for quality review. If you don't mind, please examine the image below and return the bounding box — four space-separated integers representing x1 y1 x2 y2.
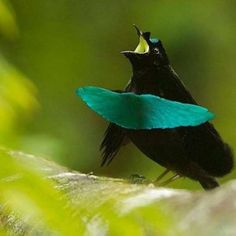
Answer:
76 86 215 130
150 38 159 44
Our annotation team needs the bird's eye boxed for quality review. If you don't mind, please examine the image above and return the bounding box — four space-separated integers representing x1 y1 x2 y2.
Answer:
153 48 159 54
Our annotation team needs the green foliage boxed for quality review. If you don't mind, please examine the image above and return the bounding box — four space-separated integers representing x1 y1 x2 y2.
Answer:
0 149 84 234
0 0 18 39
0 55 38 146
0 0 38 148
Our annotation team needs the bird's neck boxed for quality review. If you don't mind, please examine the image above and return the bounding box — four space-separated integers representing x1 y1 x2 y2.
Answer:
131 64 171 95
130 65 197 104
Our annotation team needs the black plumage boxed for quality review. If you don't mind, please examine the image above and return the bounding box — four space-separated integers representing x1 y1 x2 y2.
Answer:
100 27 233 190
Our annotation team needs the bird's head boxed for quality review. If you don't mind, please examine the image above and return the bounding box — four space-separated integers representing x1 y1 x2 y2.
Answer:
122 25 169 69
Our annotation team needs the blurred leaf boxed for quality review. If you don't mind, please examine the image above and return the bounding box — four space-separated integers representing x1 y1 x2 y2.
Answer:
0 54 39 145
0 0 18 39
0 148 84 235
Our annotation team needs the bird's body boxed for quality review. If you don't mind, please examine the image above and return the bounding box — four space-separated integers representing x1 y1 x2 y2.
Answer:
100 27 233 190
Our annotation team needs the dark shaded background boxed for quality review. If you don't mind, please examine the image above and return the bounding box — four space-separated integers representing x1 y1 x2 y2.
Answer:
1 0 235 189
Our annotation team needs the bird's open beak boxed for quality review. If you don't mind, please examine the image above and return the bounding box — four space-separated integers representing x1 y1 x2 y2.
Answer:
121 25 150 56
133 25 149 54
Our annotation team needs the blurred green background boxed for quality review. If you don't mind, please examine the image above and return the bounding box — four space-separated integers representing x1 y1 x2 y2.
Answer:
0 0 235 190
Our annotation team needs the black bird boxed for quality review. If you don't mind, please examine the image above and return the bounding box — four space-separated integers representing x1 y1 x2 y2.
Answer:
100 26 233 190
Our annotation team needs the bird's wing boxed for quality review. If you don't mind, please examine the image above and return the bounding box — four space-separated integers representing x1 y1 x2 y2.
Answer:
100 86 131 166
76 86 215 130
100 123 128 166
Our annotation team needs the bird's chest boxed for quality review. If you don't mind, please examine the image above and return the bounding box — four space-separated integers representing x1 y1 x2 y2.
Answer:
127 68 188 167
127 128 186 168
131 68 170 98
